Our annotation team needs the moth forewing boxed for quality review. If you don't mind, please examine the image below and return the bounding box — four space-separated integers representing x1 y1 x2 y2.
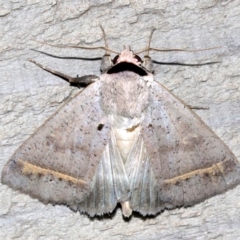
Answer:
2 29 240 218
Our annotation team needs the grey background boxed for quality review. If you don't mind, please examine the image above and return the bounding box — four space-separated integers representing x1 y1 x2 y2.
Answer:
1 0 240 239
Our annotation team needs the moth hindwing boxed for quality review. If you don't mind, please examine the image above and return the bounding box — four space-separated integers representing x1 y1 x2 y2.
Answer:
2 29 240 218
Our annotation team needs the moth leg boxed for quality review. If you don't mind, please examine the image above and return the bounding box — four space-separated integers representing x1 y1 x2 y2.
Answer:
120 201 132 218
29 59 99 87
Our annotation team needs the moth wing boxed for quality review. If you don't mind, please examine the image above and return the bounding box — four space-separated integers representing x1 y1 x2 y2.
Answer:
1 81 117 214
127 80 240 215
78 131 130 216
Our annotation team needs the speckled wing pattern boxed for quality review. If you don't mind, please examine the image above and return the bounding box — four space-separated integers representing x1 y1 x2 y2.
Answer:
1 81 114 212
127 80 240 215
2 75 240 217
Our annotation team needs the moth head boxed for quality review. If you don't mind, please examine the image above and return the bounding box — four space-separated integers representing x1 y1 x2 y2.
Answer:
99 26 155 74
102 46 153 76
112 46 142 66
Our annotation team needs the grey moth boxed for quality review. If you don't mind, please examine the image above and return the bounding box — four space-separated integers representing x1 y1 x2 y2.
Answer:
2 28 240 218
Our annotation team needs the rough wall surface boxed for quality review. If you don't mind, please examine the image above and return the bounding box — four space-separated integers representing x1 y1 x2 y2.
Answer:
1 0 240 239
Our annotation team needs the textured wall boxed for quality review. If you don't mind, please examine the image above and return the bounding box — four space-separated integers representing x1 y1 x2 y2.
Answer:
1 0 240 239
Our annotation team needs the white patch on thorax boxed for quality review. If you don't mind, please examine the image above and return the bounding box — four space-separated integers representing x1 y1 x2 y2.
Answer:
110 114 142 163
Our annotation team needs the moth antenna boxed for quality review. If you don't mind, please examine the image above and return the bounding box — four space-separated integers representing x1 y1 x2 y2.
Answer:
31 39 119 55
135 27 220 54
99 25 110 55
146 27 156 57
136 45 220 54
148 46 220 53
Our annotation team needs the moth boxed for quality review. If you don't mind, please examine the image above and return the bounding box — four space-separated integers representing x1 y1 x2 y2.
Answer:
2 27 240 218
